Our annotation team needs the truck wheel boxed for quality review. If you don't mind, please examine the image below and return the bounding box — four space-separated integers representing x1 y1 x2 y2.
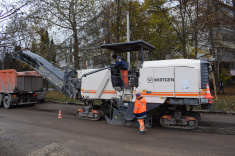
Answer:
3 95 11 109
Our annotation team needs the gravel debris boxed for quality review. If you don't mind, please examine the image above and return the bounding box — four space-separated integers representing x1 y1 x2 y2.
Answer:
28 143 71 156
0 129 4 135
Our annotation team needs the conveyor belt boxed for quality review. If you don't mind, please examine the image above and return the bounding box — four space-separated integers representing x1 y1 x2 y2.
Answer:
13 50 79 99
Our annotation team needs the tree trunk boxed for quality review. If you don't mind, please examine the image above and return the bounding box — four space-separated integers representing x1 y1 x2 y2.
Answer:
46 81 49 92
233 0 235 22
209 28 218 83
182 15 187 58
73 29 80 69
180 0 187 58
182 40 187 58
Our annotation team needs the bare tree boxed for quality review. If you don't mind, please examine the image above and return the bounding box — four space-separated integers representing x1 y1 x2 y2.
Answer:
0 0 28 45
0 1 28 24
148 0 191 58
28 0 102 69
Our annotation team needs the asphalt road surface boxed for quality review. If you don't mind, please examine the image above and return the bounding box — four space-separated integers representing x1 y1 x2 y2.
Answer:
0 102 235 156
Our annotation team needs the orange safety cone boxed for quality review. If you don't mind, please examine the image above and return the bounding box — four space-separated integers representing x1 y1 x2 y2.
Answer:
57 109 63 118
204 84 213 103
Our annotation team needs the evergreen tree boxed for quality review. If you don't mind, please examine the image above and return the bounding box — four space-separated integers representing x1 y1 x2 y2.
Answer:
39 29 50 59
31 41 37 54
50 38 56 64
4 52 32 71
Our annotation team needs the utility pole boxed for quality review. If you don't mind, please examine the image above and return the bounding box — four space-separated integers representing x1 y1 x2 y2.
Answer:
127 10 130 67
121 0 131 67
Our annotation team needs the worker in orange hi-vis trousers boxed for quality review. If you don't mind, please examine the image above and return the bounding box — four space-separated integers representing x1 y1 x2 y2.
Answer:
119 69 128 87
133 92 147 135
112 54 129 87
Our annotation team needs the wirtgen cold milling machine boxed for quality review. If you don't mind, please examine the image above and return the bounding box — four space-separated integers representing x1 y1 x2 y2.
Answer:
13 40 213 129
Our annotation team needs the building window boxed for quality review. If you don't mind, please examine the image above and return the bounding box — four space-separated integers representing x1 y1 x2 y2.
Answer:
230 35 234 43
222 34 226 41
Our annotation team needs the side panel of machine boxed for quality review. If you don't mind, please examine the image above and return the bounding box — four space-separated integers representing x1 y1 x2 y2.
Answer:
137 68 153 92
81 69 117 99
136 67 201 104
174 67 199 97
136 68 170 104
136 68 156 103
153 68 175 96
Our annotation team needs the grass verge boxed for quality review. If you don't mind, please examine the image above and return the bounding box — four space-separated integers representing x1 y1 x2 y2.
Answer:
211 86 235 112
45 91 79 103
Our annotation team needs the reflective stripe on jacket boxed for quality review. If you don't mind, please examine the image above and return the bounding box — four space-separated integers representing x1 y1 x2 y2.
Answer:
133 96 147 119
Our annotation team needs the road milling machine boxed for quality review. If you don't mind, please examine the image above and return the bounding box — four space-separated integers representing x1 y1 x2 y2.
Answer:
13 40 213 129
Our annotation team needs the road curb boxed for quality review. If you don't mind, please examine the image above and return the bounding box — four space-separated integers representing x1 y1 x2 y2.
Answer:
45 100 84 105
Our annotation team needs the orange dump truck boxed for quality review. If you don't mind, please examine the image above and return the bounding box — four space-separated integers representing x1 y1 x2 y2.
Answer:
0 69 46 109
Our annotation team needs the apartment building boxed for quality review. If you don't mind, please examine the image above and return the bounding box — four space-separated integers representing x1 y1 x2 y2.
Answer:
210 1 235 83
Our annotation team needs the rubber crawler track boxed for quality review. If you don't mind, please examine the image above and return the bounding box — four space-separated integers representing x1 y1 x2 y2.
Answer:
160 118 199 130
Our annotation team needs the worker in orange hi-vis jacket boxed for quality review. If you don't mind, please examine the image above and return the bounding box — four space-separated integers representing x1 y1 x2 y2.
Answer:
133 92 147 135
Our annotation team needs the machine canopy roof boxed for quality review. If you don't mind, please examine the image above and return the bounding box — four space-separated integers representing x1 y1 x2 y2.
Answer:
100 40 156 53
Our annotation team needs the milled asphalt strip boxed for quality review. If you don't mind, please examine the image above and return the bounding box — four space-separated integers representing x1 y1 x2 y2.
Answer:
195 110 235 115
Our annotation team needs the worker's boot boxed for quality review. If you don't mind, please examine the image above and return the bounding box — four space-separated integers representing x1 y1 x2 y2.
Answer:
137 131 145 135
